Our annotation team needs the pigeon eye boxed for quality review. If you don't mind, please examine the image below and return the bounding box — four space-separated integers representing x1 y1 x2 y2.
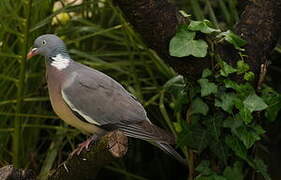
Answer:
42 40 47 45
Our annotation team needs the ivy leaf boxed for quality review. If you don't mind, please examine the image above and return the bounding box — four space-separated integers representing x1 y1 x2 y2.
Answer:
217 30 247 51
202 68 212 78
195 175 227 180
215 93 237 113
224 79 240 90
235 125 265 149
220 61 237 77
196 161 213 175
173 122 182 133
188 20 221 34
225 136 248 162
224 80 254 97
191 98 209 115
244 72 255 81
179 10 190 18
198 78 218 97
223 162 244 180
169 26 208 57
223 117 243 129
262 86 281 122
237 60 250 74
196 161 227 180
177 124 209 151
243 93 268 112
237 107 253 124
253 158 271 180
235 99 253 124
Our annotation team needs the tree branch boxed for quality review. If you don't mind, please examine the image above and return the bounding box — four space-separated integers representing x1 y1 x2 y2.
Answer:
0 165 35 180
114 0 281 83
0 131 128 180
113 0 210 79
220 0 281 84
48 130 128 180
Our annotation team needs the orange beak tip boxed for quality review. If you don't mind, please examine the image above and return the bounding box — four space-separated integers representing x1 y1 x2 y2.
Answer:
27 48 38 60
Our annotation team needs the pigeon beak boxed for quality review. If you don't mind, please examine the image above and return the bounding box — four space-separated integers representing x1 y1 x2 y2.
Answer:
27 48 38 59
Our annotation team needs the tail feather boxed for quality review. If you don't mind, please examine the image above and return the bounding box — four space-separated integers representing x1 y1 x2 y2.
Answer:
118 121 175 144
116 121 186 165
153 141 187 166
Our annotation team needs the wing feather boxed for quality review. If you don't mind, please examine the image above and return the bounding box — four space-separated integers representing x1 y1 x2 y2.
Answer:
61 63 175 144
61 64 148 126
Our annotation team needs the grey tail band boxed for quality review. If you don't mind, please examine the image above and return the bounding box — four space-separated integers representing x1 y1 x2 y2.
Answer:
153 142 187 166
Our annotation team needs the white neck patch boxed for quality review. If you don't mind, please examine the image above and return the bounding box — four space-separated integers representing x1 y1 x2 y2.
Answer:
51 54 70 70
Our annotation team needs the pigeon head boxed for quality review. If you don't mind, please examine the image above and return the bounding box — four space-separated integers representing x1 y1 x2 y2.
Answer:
27 34 69 59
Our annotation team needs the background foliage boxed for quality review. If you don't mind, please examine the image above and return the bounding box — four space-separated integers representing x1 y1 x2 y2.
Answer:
1 0 281 179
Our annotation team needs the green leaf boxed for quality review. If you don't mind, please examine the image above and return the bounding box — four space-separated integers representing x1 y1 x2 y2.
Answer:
173 122 182 133
198 78 218 97
177 123 209 151
196 161 213 175
202 68 212 78
220 61 237 77
243 93 268 112
191 98 209 115
224 80 254 96
223 117 243 129
203 116 229 164
235 126 264 149
195 175 227 180
243 72 255 81
188 20 221 34
224 80 240 90
236 107 253 124
179 10 191 18
253 158 271 180
169 26 208 58
252 125 266 135
215 93 237 113
196 160 227 180
235 98 253 124
223 162 244 180
262 86 281 122
225 136 248 161
237 60 250 74
217 30 247 51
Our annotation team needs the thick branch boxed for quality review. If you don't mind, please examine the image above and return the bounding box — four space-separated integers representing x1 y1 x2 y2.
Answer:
48 130 128 180
113 0 209 79
220 0 281 84
0 165 35 180
114 0 281 83
0 131 127 180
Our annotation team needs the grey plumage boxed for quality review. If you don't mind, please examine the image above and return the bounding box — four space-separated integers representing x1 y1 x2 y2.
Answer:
28 34 186 165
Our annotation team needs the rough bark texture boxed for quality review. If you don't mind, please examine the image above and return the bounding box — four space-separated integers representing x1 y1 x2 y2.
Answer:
114 0 281 84
0 165 36 180
220 0 281 84
48 130 128 180
0 131 127 180
113 0 210 79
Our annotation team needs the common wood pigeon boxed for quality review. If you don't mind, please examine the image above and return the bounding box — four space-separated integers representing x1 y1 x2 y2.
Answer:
27 34 185 165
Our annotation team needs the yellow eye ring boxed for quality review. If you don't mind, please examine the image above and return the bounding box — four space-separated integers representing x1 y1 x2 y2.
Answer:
42 40 47 45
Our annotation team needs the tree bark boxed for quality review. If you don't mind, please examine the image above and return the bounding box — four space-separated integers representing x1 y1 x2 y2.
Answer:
0 165 36 180
0 131 127 180
113 0 209 79
48 130 128 180
114 0 281 84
